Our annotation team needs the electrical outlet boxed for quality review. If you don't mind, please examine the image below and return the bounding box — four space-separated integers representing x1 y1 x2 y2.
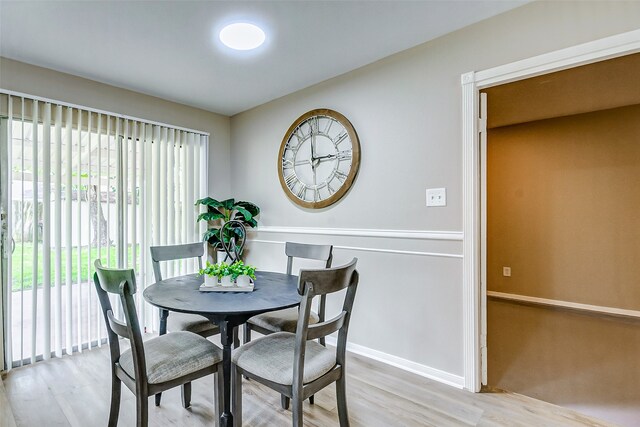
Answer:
503 267 511 277
426 188 446 207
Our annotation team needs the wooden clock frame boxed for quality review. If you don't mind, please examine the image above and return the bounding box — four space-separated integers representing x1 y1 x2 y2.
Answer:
278 108 361 209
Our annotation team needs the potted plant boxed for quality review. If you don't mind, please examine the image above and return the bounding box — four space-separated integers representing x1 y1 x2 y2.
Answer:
230 260 257 287
200 261 234 286
199 260 257 288
195 197 260 262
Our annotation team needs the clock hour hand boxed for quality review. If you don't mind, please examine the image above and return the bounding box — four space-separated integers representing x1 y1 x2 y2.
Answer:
314 153 338 162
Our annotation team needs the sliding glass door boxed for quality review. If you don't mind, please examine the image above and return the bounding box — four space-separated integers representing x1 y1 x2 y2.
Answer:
0 93 208 369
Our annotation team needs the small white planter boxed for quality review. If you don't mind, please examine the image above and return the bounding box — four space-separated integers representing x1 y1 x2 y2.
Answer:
204 275 217 287
220 275 233 287
236 275 252 287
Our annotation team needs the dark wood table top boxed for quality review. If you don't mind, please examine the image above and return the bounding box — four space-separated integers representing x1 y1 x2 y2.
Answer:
142 270 301 318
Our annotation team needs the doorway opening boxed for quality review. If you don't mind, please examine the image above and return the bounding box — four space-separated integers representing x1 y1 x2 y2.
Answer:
483 52 640 427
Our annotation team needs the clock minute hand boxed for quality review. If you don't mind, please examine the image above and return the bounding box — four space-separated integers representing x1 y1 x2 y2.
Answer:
311 133 316 160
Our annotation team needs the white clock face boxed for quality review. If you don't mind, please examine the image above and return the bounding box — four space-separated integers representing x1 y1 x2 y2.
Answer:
279 110 360 208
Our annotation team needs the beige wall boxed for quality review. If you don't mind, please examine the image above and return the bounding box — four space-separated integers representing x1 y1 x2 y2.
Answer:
228 0 640 385
0 58 232 196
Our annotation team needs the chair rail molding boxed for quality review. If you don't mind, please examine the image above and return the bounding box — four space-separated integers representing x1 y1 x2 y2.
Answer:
461 28 640 393
253 226 463 241
249 239 463 259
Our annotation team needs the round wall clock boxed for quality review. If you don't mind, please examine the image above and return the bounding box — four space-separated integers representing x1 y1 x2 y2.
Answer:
278 109 360 209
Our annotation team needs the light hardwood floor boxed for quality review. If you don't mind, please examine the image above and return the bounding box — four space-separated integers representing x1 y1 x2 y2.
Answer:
0 336 617 427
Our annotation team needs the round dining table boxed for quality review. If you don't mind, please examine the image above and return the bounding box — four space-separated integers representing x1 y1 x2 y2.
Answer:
143 271 301 427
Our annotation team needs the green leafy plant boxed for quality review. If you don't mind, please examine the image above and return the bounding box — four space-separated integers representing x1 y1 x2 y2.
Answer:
195 197 260 257
199 261 232 279
199 261 257 281
228 260 257 280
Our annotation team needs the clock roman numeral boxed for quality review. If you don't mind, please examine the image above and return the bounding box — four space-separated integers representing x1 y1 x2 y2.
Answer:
287 138 300 151
310 116 319 134
282 158 294 169
334 170 348 182
284 173 298 189
334 131 348 145
290 126 306 147
296 184 307 199
323 118 334 135
338 150 352 161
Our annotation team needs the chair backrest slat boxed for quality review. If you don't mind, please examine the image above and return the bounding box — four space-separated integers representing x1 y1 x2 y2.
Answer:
285 242 332 275
107 310 130 339
150 242 205 282
297 257 356 296
306 311 346 341
93 272 121 362
285 242 333 324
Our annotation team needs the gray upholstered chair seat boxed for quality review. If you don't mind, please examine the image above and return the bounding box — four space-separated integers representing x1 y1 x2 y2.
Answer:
232 332 335 385
248 307 319 333
120 331 222 384
168 312 219 336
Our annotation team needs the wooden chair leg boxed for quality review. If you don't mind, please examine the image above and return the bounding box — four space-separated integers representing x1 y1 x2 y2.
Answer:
155 309 169 407
281 394 290 410
233 326 240 349
243 323 251 344
309 395 314 405
136 392 149 427
215 368 224 427
319 337 325 347
336 375 350 427
292 396 303 427
181 382 192 408
232 365 242 427
108 376 121 427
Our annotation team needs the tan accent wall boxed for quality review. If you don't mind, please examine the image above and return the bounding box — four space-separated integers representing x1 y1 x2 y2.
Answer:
487 104 640 426
488 104 640 310
486 53 640 129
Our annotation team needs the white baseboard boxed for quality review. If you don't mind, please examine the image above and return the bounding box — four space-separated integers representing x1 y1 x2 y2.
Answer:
325 337 465 389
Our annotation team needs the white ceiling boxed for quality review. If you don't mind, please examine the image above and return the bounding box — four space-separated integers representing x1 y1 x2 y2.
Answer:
0 1 527 116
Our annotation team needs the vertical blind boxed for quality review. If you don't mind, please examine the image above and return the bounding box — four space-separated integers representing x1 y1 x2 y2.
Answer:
1 92 209 368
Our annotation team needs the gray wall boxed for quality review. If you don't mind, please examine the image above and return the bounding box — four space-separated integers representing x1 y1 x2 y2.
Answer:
0 58 232 196
229 0 640 381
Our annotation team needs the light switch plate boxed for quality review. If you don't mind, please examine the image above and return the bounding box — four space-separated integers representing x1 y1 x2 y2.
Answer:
426 188 446 207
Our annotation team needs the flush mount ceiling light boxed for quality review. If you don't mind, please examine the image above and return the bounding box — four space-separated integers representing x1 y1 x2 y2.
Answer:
219 23 266 51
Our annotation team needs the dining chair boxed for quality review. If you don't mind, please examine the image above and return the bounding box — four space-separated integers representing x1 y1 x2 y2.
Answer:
93 260 224 427
244 242 333 345
232 258 359 427
150 242 226 406
150 242 220 338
